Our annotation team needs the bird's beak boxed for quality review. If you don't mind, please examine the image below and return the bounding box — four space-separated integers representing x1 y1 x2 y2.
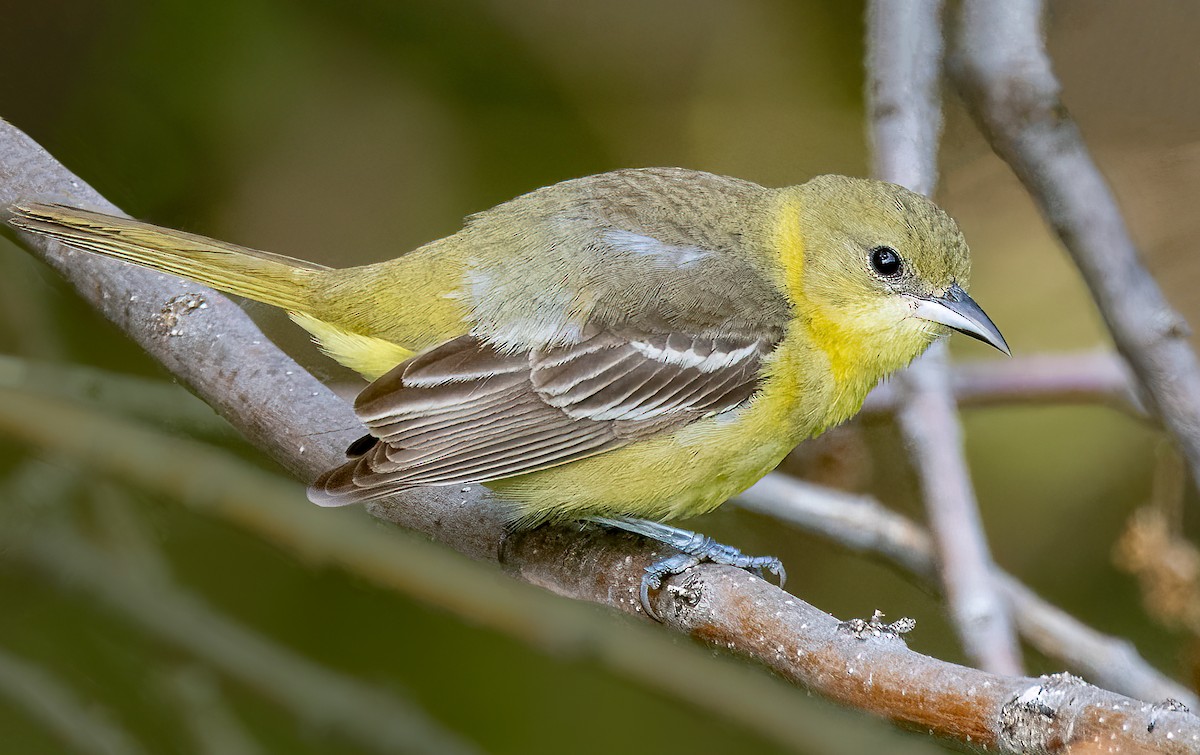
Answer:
911 283 1010 355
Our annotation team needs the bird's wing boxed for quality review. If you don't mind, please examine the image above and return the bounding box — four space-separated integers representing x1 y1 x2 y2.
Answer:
308 327 776 505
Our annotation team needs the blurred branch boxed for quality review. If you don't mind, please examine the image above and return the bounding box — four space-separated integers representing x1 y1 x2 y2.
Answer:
949 1 1200 495
736 474 1197 707
0 354 236 443
5 524 483 755
867 0 1022 675
165 668 265 755
0 645 148 755
3 116 1197 751
862 350 1142 417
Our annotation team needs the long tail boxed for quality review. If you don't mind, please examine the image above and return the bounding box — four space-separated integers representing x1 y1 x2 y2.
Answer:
9 203 324 313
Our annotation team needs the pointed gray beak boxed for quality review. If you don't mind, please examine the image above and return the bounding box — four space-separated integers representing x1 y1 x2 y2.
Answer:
911 283 1010 355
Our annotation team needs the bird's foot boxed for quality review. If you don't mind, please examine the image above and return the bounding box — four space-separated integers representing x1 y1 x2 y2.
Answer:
590 516 786 621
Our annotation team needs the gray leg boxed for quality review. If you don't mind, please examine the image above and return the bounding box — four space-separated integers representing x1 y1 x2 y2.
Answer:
591 516 786 620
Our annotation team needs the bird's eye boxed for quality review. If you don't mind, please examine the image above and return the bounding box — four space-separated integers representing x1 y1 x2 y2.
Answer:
870 246 903 278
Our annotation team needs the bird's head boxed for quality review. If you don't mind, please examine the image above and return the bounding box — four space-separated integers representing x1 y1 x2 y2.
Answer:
782 175 1007 380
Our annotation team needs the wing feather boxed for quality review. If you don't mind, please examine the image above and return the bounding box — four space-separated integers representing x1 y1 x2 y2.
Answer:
310 328 777 505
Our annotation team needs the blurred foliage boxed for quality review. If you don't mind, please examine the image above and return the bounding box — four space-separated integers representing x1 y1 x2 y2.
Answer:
1 0 1199 752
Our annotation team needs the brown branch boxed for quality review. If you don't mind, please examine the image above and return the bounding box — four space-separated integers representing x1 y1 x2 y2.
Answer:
736 474 1197 708
3 118 1198 752
508 525 1200 752
866 0 1023 675
949 0 1200 493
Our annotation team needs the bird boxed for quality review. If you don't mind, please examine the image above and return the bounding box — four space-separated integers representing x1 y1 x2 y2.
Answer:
8 167 1008 618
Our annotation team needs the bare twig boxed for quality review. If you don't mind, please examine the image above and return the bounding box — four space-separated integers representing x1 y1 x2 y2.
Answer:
949 0 1200 495
866 0 945 197
4 118 1197 752
736 474 1197 708
0 645 148 755
862 350 1141 416
867 0 1023 675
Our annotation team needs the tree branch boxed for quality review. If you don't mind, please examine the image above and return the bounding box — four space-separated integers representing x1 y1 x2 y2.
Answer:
736 474 1197 708
949 0 1200 494
861 350 1142 417
866 0 1023 675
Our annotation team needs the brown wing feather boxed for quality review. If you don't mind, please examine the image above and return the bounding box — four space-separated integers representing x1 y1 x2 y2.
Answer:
308 329 774 506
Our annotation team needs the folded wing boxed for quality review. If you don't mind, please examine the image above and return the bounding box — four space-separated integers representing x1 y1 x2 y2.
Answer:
308 328 774 505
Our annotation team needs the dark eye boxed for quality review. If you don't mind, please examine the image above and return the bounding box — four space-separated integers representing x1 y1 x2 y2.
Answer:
870 246 903 278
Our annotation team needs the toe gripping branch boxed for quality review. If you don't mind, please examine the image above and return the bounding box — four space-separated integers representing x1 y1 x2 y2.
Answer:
591 517 787 621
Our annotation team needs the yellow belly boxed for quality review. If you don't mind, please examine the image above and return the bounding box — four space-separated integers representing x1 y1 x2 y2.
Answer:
486 425 786 525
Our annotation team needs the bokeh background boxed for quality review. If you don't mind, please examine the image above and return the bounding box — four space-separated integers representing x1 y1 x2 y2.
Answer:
1 1 1199 752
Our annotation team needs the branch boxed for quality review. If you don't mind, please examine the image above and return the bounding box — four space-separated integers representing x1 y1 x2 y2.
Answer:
0 645 148 755
0 353 237 442
166 668 266 755
949 0 1200 494
866 0 1023 675
861 350 1142 417
3 119 1197 752
736 474 1197 708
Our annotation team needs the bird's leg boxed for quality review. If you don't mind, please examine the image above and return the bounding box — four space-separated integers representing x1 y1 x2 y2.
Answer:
589 516 786 621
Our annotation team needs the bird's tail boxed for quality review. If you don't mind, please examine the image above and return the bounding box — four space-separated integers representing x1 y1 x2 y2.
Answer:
8 203 325 313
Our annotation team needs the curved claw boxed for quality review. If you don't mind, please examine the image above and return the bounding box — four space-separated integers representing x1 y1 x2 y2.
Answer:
640 574 659 622
747 556 786 589
770 561 787 589
640 552 701 620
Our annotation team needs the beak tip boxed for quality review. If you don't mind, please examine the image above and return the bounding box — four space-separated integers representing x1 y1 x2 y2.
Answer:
912 285 1010 356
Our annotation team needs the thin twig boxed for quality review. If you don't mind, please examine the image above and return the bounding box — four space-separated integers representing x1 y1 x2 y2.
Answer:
949 0 1200 495
4 118 1198 752
0 645 148 755
867 0 1023 675
736 474 1197 708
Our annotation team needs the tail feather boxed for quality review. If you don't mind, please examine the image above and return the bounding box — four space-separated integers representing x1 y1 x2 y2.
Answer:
9 203 324 313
